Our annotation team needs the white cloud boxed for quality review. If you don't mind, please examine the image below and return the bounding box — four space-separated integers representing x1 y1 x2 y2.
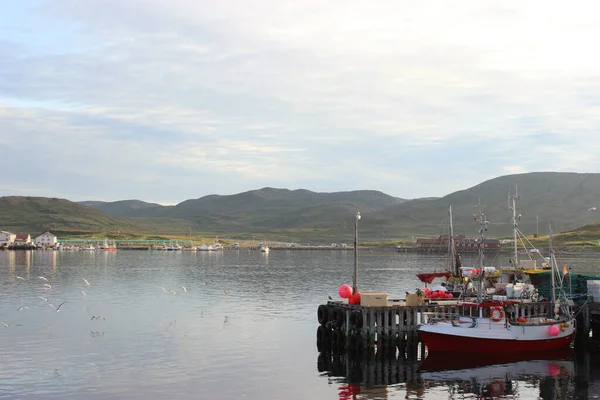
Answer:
1 0 600 201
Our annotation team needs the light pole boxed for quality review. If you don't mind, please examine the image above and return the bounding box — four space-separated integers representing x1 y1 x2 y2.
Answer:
353 211 361 293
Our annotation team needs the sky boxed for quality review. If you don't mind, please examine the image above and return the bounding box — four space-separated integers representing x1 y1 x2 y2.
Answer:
1 1 600 205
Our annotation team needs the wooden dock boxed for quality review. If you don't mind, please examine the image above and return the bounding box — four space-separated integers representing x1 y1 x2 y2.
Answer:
317 298 594 355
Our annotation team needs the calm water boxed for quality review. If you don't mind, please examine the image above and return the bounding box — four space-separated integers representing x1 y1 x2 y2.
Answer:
0 249 599 399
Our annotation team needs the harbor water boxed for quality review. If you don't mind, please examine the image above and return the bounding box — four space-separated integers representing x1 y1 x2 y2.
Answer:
0 249 598 399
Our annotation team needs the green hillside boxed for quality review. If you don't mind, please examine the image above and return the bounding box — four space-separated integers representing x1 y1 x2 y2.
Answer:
365 172 600 239
3 172 600 244
0 197 142 233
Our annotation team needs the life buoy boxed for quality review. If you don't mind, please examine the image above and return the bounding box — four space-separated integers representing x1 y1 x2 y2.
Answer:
490 306 504 322
489 380 505 396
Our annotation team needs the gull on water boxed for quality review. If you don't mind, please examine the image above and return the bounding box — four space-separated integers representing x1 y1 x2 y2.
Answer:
39 277 48 282
223 289 229 295
38 296 48 302
15 276 25 280
82 278 90 286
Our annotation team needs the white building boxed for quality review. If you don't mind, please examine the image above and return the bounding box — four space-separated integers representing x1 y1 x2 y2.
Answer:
0 231 16 246
35 232 58 247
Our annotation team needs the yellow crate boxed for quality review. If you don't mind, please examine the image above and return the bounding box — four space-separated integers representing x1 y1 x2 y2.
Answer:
360 292 388 307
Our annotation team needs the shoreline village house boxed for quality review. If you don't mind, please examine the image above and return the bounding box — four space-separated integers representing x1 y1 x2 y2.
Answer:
0 231 16 247
416 235 501 251
36 232 58 247
13 233 33 246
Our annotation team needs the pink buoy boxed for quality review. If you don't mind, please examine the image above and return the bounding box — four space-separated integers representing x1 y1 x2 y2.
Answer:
548 325 560 337
338 284 354 299
349 292 361 305
431 291 439 298
547 362 561 377
447 293 454 299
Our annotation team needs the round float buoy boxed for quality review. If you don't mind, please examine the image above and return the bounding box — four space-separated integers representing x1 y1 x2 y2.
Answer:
317 304 329 325
338 284 353 299
548 325 560 337
349 291 361 305
517 317 526 323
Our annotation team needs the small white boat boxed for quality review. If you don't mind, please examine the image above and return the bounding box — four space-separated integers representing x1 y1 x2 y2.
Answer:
211 244 223 251
197 245 211 251
260 246 270 253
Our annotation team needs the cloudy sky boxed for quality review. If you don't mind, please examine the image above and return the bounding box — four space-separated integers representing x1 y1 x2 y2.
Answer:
2 1 600 204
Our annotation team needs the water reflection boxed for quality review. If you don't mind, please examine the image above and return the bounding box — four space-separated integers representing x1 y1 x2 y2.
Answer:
317 347 577 399
317 350 422 399
420 349 575 399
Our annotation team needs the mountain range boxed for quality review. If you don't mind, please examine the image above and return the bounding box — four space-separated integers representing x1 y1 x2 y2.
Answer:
2 172 600 242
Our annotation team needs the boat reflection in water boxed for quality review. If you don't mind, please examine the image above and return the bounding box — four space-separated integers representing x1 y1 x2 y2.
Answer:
419 349 575 399
317 347 576 399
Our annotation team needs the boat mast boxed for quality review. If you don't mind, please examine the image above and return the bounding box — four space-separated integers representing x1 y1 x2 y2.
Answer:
475 199 488 304
549 222 557 309
509 187 520 268
449 206 458 276
352 211 361 293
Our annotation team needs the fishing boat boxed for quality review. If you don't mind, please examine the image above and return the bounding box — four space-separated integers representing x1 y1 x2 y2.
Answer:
418 199 576 353
99 239 117 251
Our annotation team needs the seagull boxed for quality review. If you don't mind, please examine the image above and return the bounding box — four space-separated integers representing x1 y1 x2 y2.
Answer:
55 369 61 376
82 278 90 286
17 306 29 312
223 289 229 295
81 291 87 296
56 301 67 312
200 280 206 285
160 286 168 293
328 296 333 300
38 296 48 302
1 321 9 328
39 276 48 281
43 283 52 289
15 276 25 280
182 286 187 293
91 315 106 320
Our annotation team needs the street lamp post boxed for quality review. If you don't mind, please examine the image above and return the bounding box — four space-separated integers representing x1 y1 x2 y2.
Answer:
353 211 361 293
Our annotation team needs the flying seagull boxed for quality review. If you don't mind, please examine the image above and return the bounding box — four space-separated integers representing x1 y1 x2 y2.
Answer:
223 289 229 295
82 278 90 286
39 276 48 282
81 291 87 296
182 286 187 293
15 276 25 280
56 301 67 312
91 315 106 320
